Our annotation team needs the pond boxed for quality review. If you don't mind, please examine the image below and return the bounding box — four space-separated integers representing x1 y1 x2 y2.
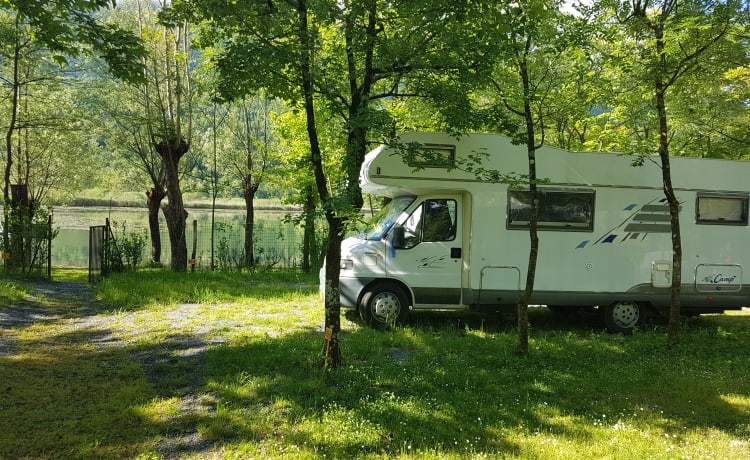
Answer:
51 206 307 269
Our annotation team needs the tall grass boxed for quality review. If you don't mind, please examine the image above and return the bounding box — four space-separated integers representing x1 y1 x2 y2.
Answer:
0 270 748 459
0 278 33 304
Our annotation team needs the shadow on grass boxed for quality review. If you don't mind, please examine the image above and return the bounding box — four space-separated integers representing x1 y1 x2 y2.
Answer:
163 312 750 457
405 305 606 333
1 303 748 458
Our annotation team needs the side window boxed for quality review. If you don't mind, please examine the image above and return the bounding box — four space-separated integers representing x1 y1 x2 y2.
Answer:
696 193 748 225
400 199 457 248
422 199 457 242
405 144 456 168
508 189 595 231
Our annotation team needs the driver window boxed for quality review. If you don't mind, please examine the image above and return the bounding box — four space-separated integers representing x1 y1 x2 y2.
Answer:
400 199 456 249
423 199 456 241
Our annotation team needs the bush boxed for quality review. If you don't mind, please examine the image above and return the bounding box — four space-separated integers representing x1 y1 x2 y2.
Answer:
110 221 148 271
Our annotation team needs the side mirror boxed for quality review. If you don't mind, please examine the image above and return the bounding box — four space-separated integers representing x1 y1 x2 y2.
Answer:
391 225 405 249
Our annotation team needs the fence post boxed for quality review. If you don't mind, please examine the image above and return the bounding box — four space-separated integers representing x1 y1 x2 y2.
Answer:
190 219 197 272
47 215 52 279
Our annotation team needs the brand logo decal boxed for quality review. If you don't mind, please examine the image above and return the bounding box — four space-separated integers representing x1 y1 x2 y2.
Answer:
702 274 737 284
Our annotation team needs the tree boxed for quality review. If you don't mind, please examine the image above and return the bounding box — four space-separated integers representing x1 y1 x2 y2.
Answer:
87 79 168 264
665 10 750 159
86 0 199 267
141 0 194 272
2 1 145 82
170 0 481 367
596 0 741 342
0 0 145 268
2 0 146 206
220 94 279 269
461 0 581 356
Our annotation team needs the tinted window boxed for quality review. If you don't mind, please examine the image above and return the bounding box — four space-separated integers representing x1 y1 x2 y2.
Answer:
508 189 594 231
696 194 748 225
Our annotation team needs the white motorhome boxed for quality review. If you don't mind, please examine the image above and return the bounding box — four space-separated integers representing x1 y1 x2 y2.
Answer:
328 132 750 332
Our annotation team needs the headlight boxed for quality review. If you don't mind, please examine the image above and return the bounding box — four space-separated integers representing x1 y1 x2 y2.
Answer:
340 259 354 270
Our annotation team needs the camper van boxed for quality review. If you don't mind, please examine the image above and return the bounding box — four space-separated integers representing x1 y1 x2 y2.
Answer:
326 132 750 332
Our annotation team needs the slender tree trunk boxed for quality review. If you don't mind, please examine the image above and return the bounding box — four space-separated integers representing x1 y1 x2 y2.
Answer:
653 24 682 344
302 186 315 273
243 180 257 268
516 42 539 358
297 0 343 367
3 19 21 254
146 187 165 264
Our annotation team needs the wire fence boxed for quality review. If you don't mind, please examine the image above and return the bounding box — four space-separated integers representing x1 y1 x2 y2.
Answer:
52 213 326 272
186 218 315 271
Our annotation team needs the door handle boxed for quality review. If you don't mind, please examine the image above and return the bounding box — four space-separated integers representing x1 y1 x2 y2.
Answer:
450 247 462 259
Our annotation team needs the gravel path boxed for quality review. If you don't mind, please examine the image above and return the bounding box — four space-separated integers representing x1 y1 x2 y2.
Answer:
0 279 219 458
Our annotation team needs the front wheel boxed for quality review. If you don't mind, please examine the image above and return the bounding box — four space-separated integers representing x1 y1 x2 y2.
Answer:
359 283 410 329
603 301 648 334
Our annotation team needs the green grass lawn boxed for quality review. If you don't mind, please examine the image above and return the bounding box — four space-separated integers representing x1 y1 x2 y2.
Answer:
1 270 749 459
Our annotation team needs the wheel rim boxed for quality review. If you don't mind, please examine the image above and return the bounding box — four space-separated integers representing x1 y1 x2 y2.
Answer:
611 302 640 328
371 292 401 323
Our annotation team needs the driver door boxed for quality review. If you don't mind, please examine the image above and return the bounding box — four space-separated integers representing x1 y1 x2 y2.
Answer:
387 197 462 305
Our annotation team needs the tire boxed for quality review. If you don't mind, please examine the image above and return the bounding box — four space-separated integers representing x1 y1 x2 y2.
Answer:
603 301 648 334
359 283 410 329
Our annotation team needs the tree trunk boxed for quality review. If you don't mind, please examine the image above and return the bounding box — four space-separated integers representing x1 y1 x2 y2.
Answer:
302 185 315 273
323 218 344 367
654 25 682 344
3 19 21 254
516 46 539 358
155 137 189 272
243 180 257 269
162 201 187 271
297 0 346 367
146 187 165 264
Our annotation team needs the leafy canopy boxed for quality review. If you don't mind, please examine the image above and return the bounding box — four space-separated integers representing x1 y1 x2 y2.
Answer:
3 0 146 82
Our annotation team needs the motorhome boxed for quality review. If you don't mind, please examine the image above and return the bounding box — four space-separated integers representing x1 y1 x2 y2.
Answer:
328 132 750 332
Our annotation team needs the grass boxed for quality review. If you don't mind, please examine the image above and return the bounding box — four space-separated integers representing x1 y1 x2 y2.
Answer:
1 270 749 459
0 277 33 304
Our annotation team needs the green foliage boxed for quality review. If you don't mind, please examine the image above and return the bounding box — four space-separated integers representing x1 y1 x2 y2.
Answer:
584 0 749 157
110 221 148 271
1 204 55 277
0 0 746 212
97 221 148 276
214 221 244 271
250 220 285 271
4 0 146 82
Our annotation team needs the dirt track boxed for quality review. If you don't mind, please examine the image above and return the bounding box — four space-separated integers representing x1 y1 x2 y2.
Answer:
0 279 218 458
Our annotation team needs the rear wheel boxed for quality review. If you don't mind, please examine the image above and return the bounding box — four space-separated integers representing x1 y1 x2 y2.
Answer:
359 283 409 329
603 301 648 333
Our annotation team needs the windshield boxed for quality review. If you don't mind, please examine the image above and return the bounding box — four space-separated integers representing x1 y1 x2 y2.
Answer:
363 195 416 240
